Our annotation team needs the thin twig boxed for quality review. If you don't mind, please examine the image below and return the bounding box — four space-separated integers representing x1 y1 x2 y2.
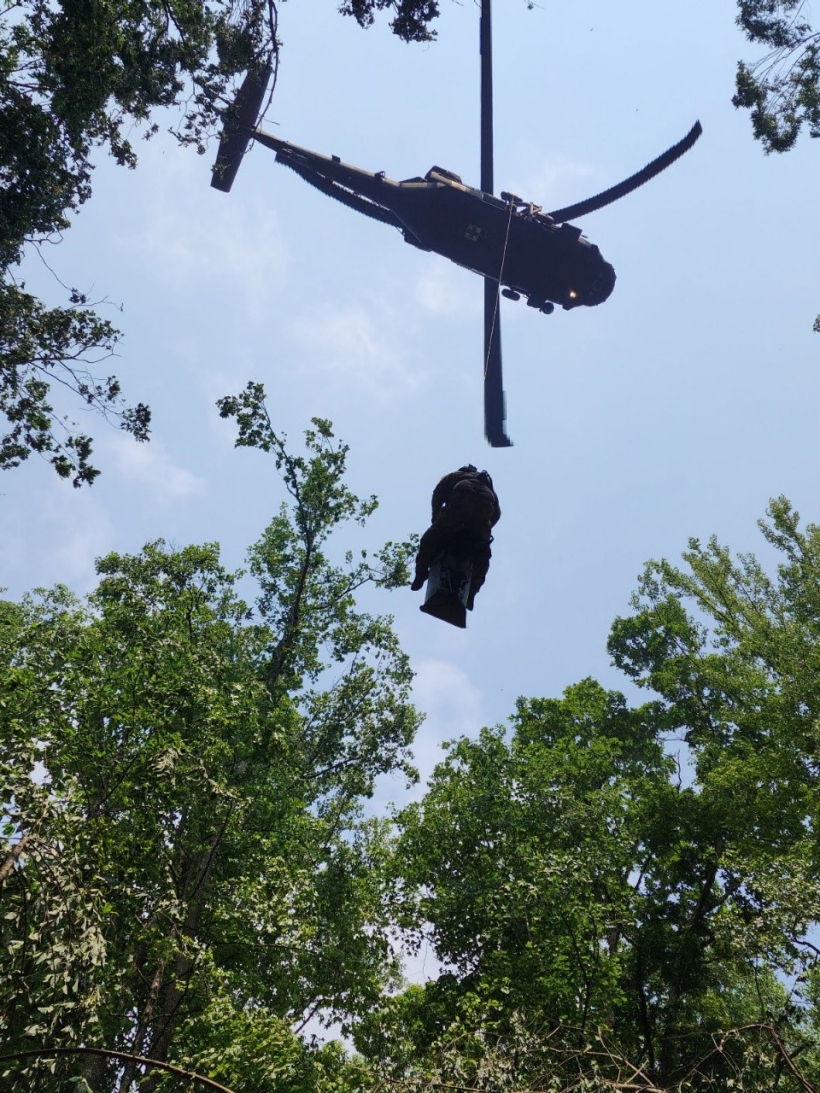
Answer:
0 1047 236 1093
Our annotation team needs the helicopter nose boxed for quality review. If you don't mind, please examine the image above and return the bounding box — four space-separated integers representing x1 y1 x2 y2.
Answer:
585 261 616 306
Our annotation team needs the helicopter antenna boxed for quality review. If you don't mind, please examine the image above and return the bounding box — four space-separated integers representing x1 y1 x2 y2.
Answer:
481 0 512 448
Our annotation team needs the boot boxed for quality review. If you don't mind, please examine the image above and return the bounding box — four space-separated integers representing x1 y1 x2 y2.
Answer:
410 570 427 592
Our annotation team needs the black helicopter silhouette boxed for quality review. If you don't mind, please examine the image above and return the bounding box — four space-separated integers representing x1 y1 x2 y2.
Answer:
211 1 701 447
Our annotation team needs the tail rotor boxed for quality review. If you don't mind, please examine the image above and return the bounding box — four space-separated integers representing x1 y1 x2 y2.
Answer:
211 62 273 193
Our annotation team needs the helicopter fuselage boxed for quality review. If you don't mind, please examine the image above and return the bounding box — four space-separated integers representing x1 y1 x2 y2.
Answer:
252 131 616 312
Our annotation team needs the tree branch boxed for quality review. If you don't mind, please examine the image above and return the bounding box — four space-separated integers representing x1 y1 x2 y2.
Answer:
0 1047 237 1093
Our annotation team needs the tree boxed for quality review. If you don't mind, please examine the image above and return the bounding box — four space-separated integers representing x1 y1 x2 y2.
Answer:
0 399 420 1092
340 2 440 43
0 1 440 485
733 1 820 153
358 498 820 1092
0 283 147 485
732 2 819 333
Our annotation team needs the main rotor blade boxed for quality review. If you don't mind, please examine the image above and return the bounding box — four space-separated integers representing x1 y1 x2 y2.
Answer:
547 120 702 223
211 63 272 192
480 0 493 195
484 279 512 448
480 3 510 446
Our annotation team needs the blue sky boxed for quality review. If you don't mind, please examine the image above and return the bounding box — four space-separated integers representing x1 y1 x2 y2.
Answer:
3 0 819 803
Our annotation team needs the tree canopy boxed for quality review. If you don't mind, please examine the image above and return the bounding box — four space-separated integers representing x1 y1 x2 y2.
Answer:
5 421 820 1091
734 0 820 152
731 2 820 331
355 497 820 1093
1 402 419 1091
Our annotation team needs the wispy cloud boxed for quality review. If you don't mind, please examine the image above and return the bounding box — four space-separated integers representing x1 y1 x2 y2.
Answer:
414 256 481 318
411 657 484 771
288 297 427 401
123 143 288 320
369 657 484 815
510 152 596 211
0 476 113 596
104 433 205 504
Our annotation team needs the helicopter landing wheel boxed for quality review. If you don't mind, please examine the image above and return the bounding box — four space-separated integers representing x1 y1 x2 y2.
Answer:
526 296 554 314
501 288 521 301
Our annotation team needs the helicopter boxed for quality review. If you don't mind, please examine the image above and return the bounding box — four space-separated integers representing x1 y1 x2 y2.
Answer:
211 1 701 447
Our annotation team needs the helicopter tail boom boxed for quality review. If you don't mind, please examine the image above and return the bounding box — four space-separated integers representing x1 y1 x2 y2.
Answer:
277 156 404 230
253 131 402 207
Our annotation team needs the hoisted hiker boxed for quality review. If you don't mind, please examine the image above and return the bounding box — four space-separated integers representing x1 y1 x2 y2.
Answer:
411 466 500 624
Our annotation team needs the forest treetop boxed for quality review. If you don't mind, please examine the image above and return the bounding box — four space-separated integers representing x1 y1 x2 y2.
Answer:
4 401 820 1091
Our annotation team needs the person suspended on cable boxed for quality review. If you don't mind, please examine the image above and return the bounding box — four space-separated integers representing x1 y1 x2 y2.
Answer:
411 465 500 611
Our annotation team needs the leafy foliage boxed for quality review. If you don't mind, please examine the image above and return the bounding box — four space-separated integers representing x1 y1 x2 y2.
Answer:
733 0 820 151
0 281 150 485
0 0 280 482
357 498 820 1092
0 410 420 1092
731 4 820 329
6 433 820 1092
338 1 440 43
